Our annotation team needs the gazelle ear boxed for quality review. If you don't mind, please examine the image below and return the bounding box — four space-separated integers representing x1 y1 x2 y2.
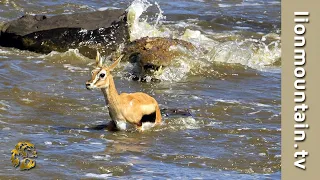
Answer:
96 51 103 67
108 54 123 71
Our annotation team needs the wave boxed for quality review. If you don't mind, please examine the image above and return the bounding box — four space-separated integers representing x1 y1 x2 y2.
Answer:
123 0 281 82
1 0 281 82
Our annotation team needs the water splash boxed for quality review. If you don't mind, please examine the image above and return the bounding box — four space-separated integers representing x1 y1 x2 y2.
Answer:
125 0 281 81
166 116 201 131
206 37 281 70
126 0 168 41
1 0 280 83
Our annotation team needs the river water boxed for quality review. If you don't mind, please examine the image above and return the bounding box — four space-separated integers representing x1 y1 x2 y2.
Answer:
0 0 280 179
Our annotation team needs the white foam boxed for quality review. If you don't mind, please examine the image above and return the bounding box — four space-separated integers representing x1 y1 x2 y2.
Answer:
218 4 232 8
93 154 111 160
85 173 112 179
207 39 280 70
44 141 52 145
0 120 8 124
206 121 222 127
21 98 34 103
0 49 10 54
250 102 272 107
89 142 103 145
141 122 155 131
63 64 89 73
268 1 281 5
124 0 281 82
171 116 200 130
259 153 266 156
248 110 261 115
2 127 10 131
0 100 11 111
236 2 262 7
214 99 241 104
156 59 190 82
98 7 120 11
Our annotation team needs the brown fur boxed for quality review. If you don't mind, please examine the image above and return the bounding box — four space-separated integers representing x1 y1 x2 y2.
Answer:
86 52 162 131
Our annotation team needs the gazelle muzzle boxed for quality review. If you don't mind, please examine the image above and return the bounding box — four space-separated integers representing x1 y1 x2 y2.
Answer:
85 82 93 90
86 79 97 90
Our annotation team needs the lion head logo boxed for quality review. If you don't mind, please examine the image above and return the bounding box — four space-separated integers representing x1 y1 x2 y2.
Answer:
11 142 37 170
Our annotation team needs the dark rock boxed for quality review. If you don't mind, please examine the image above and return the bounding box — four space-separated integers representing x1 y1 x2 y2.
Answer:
0 10 129 58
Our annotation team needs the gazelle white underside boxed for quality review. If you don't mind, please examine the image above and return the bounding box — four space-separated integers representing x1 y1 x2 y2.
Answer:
114 120 128 130
114 120 156 131
141 122 156 131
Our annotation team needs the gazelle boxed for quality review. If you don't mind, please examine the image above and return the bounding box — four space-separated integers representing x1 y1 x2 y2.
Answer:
85 51 162 131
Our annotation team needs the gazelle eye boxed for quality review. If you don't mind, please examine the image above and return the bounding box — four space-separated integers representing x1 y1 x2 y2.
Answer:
100 73 105 78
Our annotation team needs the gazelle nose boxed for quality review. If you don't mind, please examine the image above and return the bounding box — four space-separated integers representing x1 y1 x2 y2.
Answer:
85 82 92 90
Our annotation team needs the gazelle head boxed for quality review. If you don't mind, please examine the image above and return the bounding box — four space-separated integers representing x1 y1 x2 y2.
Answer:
86 51 122 90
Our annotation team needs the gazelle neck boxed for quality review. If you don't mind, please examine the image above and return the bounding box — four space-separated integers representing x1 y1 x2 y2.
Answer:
101 75 121 112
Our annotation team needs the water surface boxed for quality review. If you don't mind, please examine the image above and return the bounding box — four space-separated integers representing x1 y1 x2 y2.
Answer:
0 0 280 179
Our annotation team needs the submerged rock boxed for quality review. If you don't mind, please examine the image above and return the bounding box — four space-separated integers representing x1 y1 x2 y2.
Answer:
0 10 129 58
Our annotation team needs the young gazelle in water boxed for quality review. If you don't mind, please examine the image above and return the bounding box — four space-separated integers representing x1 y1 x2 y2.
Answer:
85 52 162 131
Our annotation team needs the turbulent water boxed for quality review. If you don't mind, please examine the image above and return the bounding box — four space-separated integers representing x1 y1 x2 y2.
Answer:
0 0 280 179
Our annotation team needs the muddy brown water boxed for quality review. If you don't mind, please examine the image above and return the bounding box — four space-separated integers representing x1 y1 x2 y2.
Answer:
0 0 280 179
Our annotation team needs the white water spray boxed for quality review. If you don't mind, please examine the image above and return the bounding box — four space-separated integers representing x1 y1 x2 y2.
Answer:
125 0 281 80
